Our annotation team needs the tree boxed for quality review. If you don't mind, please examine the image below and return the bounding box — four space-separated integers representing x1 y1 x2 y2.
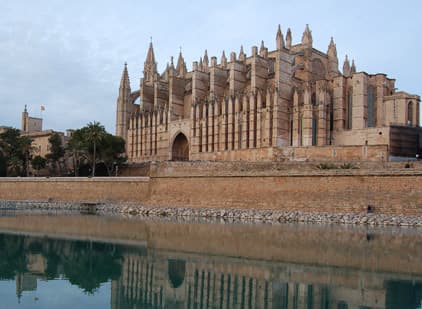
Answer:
97 134 126 176
19 136 33 177
85 122 105 177
7 156 23 177
31 155 46 176
0 153 6 177
65 122 126 177
0 128 33 176
66 129 86 176
46 133 65 175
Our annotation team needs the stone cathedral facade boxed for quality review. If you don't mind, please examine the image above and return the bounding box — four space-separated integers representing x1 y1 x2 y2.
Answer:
116 25 420 162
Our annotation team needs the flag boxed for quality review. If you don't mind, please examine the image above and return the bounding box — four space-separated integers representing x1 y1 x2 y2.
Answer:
41 105 45 111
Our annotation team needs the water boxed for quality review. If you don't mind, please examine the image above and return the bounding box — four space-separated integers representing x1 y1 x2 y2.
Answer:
0 213 421 309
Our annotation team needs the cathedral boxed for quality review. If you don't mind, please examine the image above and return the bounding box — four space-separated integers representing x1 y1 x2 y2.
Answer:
116 25 420 162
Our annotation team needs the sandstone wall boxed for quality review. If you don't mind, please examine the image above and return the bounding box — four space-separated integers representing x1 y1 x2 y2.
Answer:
0 177 150 203
0 170 421 215
275 144 388 162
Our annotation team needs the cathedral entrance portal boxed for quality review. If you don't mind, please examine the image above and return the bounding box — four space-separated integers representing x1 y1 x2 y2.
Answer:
171 133 189 161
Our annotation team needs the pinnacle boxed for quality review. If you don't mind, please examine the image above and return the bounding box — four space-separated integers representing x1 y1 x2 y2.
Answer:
119 62 130 90
276 25 285 49
146 40 156 65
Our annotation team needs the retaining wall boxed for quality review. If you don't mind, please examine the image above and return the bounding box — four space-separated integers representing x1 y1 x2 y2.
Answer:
0 169 421 215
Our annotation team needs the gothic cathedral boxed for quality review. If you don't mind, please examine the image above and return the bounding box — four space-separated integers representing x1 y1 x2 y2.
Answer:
116 25 420 162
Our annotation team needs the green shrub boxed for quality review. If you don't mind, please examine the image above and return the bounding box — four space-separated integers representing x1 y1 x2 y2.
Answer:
339 163 359 169
317 163 338 170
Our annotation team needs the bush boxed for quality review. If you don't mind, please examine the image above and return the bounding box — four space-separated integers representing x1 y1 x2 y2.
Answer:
404 162 413 168
339 163 359 169
317 163 337 170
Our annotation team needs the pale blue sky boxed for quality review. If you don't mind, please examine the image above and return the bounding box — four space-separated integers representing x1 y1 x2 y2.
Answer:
0 0 421 133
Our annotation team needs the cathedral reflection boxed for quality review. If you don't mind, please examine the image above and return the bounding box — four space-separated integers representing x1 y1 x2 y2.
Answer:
110 246 422 309
0 231 421 309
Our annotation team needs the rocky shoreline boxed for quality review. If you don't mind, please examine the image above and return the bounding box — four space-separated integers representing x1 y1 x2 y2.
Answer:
1 200 421 227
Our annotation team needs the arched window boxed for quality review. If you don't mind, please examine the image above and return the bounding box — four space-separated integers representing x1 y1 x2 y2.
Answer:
346 89 353 130
367 86 376 127
408 101 413 126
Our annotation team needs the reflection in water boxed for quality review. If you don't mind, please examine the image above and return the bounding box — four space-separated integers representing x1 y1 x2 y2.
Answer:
0 216 421 308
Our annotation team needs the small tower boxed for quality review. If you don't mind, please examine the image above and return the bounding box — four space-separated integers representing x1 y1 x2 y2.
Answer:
343 55 351 77
143 41 158 82
21 105 28 133
203 50 209 72
169 56 176 77
221 51 227 68
301 24 313 49
176 49 187 77
116 62 132 140
239 45 246 62
351 59 356 74
276 24 285 50
286 28 292 49
260 40 267 58
327 37 339 78
199 56 203 71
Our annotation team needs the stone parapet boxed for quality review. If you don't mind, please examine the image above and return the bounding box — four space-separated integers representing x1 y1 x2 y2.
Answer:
0 169 421 215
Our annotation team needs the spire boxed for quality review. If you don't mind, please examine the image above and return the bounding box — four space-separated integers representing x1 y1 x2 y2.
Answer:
24 104 27 113
351 59 356 74
327 37 339 78
199 56 203 71
146 41 156 66
301 24 313 48
239 45 246 62
119 62 131 91
116 62 131 139
143 41 158 82
169 56 175 77
176 49 187 77
276 24 285 50
203 50 209 72
327 37 337 57
260 40 265 55
221 50 227 68
343 55 351 77
286 28 292 49
163 62 170 80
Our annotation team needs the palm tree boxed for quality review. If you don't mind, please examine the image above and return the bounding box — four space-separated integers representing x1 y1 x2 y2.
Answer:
8 156 23 176
85 122 105 177
66 130 85 176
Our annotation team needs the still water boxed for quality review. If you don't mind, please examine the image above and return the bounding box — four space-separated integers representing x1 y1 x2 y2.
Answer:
0 212 421 309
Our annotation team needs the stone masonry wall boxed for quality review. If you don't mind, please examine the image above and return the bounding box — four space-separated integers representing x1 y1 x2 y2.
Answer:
0 170 421 215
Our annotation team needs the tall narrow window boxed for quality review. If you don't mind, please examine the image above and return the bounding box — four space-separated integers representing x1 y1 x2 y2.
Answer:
329 96 334 144
311 92 317 106
290 118 293 146
299 115 303 146
367 86 375 127
312 112 318 146
347 89 353 129
408 101 413 126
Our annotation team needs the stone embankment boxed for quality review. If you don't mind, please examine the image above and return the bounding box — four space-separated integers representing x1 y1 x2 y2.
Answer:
1 200 421 227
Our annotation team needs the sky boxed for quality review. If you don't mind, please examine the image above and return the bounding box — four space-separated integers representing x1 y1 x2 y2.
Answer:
0 0 421 134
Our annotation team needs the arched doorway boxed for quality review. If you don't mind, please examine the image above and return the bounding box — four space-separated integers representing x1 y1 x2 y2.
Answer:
172 133 189 161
